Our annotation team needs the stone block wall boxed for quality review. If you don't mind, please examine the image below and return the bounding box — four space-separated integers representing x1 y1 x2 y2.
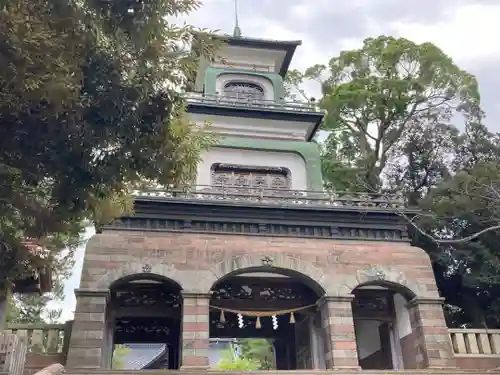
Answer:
66 230 453 370
320 296 359 369
407 298 456 368
181 293 210 369
65 290 107 369
80 231 439 296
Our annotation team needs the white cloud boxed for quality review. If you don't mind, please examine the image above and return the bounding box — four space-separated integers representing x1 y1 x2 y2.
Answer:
289 3 312 20
391 3 500 63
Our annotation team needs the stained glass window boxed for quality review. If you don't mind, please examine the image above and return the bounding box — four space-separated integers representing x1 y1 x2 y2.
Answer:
223 81 265 101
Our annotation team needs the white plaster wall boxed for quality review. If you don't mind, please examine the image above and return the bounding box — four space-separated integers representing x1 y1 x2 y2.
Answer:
196 147 307 190
355 319 381 359
394 293 412 338
215 73 275 100
219 46 281 71
191 113 314 141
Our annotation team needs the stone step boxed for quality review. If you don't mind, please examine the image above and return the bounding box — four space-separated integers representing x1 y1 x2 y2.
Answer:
65 369 500 375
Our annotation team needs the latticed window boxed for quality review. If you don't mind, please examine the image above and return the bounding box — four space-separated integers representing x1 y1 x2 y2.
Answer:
211 163 290 193
223 81 265 101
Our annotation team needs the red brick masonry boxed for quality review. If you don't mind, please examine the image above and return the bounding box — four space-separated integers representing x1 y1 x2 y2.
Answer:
65 231 453 369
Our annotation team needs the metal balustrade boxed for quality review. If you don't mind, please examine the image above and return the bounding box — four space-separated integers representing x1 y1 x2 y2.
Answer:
131 185 406 209
186 92 321 113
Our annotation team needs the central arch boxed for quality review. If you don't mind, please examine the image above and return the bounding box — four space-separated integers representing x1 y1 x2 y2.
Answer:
207 254 327 295
206 258 327 370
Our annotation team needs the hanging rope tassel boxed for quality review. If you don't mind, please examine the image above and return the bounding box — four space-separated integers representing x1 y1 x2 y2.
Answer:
219 310 226 323
255 316 262 329
289 312 295 324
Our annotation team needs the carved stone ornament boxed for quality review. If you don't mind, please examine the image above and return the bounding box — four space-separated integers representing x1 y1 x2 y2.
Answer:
361 265 386 281
261 256 274 267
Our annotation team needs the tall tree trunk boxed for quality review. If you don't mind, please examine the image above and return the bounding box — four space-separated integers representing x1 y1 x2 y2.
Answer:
0 292 7 330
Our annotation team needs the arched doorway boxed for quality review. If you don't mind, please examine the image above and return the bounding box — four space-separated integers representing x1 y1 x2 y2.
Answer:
105 274 182 369
351 282 415 370
208 267 325 370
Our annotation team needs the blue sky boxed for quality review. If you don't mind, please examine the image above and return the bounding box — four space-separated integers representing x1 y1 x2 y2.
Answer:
54 0 500 320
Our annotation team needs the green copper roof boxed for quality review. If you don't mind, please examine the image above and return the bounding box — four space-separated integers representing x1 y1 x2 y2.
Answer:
214 33 302 48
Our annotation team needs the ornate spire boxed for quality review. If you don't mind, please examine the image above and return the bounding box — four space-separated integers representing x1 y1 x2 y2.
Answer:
233 0 242 38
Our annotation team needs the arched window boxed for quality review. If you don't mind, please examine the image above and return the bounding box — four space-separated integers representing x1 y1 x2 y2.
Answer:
223 81 264 101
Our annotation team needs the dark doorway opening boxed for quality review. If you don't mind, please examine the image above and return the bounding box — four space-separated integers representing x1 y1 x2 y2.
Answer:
107 276 182 369
208 271 324 370
352 288 398 370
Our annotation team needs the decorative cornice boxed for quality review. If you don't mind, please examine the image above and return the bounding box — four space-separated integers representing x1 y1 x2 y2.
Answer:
102 189 413 242
105 217 406 242
406 296 445 308
323 295 356 304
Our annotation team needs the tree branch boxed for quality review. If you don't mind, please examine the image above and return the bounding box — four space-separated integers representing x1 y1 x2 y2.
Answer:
397 209 500 244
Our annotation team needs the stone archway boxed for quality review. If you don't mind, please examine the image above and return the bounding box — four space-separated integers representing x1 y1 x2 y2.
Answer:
95 261 183 290
205 254 328 295
336 265 437 298
205 254 328 370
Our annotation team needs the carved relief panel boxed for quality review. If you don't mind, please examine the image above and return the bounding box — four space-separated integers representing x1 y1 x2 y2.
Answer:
211 163 291 194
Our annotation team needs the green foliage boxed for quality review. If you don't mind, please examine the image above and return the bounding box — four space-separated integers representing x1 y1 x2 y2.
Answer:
216 350 261 371
215 339 275 371
305 36 480 190
383 119 500 327
112 344 131 370
239 338 275 370
217 339 276 371
6 279 65 324
293 35 500 327
5 294 19 323
0 0 218 286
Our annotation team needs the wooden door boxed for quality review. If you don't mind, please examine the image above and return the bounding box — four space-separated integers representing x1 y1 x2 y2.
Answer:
295 316 312 369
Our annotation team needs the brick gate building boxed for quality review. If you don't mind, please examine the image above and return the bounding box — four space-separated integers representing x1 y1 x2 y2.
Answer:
64 30 455 372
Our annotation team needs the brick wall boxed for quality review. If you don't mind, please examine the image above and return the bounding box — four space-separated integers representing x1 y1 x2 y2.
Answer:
67 230 448 370
181 293 210 369
80 231 438 296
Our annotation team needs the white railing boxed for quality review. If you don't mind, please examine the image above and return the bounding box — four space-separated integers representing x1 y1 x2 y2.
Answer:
186 92 321 113
449 328 500 356
4 324 68 354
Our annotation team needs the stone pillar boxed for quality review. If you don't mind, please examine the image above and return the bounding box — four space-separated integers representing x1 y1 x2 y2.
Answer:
181 292 210 369
407 297 455 369
320 295 360 369
65 289 109 369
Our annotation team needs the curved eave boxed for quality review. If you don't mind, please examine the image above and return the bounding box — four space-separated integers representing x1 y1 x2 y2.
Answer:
187 102 324 141
192 32 302 77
